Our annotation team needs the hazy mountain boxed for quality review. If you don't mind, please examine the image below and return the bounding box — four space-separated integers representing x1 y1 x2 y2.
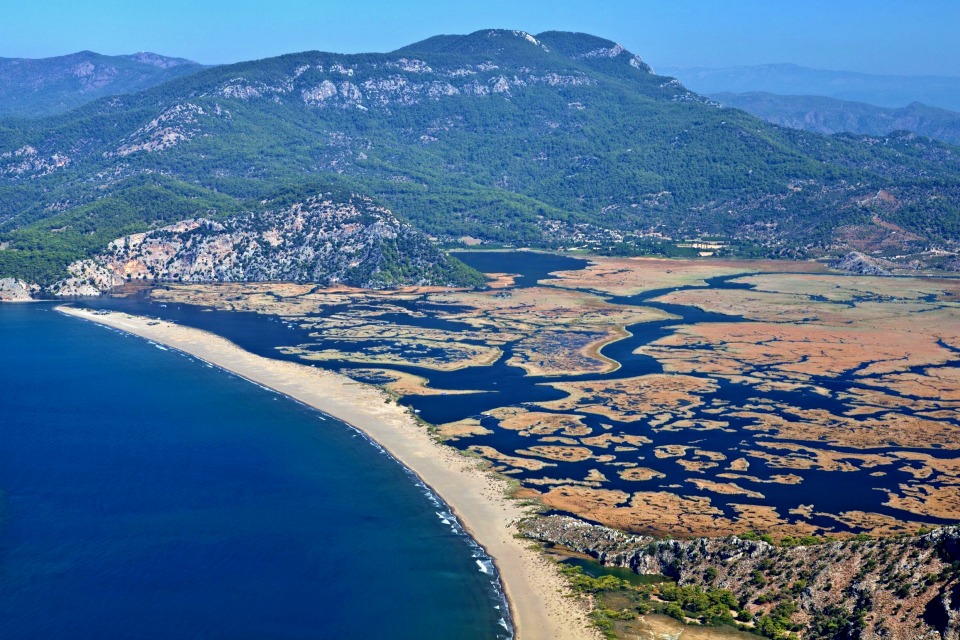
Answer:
1 30 959 287
712 92 960 146
659 63 960 112
0 51 206 118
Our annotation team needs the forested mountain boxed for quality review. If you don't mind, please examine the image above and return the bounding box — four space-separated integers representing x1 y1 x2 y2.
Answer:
659 63 960 111
711 92 960 146
2 30 960 287
52 189 484 293
0 51 205 118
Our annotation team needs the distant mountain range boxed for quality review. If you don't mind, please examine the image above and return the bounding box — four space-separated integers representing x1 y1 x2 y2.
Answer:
659 63 960 112
1 30 959 290
0 51 205 118
711 92 960 146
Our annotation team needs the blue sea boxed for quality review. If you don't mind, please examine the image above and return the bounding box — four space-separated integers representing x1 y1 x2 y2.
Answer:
0 304 509 639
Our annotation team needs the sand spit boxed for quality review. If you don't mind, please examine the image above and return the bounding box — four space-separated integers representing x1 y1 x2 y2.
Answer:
57 306 599 640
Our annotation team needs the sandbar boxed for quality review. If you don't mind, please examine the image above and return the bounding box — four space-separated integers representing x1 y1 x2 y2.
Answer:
57 305 599 640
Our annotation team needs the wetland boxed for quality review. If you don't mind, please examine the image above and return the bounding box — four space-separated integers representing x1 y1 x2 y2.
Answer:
77 252 960 539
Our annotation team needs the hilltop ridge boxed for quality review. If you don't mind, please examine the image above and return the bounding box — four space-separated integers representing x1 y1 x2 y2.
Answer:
1 29 959 289
709 92 960 146
0 50 205 118
661 62 960 111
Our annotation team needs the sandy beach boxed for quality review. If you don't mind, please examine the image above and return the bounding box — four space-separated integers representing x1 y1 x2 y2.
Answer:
57 305 600 640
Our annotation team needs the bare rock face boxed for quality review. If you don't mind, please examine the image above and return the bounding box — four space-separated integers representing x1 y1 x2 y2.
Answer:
50 262 123 296
522 515 960 639
0 145 70 178
0 278 38 301
52 193 480 294
832 251 894 276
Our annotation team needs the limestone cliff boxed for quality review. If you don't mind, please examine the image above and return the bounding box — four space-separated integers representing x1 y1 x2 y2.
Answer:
523 515 960 639
51 193 482 295
0 278 38 301
832 251 894 276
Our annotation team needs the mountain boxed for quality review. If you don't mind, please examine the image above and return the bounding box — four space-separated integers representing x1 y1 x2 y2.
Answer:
659 63 960 112
0 51 206 118
2 30 960 289
711 92 960 146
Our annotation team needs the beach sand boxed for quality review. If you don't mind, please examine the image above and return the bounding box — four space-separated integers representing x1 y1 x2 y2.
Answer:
58 306 600 640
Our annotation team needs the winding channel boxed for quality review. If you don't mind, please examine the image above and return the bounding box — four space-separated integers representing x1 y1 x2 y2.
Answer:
78 252 960 533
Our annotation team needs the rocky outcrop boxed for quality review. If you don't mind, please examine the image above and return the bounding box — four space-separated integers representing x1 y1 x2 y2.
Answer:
51 193 482 295
290 67 595 108
0 278 38 301
832 251 894 276
522 515 960 639
107 102 229 157
0 145 70 178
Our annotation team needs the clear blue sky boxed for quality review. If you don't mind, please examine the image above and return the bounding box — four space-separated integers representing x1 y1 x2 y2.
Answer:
3 0 958 76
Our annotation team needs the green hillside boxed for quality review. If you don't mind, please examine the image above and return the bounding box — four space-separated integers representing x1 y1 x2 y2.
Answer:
2 30 959 285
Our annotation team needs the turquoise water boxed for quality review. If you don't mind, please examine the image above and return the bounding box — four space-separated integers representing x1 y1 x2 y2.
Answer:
0 304 509 639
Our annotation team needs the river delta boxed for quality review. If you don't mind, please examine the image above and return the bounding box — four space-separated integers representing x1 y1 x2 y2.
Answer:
81 252 960 539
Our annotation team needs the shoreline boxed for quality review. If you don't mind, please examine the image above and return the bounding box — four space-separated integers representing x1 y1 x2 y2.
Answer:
56 305 600 640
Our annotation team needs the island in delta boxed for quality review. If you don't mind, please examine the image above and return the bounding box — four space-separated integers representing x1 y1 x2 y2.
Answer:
3 27 960 640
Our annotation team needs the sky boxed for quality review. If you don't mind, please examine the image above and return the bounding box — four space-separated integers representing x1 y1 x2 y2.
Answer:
2 0 958 76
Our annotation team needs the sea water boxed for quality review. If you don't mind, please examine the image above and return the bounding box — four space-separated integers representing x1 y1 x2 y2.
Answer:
0 304 508 639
